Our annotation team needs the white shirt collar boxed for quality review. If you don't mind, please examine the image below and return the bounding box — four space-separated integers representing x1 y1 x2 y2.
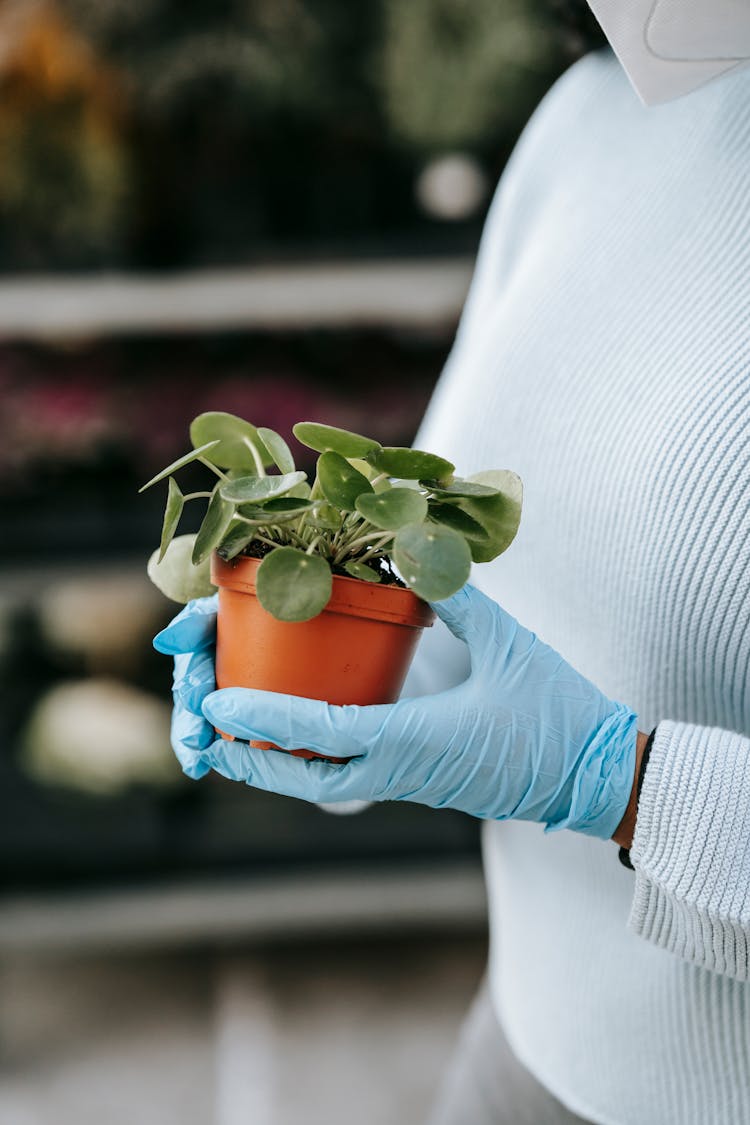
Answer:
587 0 750 104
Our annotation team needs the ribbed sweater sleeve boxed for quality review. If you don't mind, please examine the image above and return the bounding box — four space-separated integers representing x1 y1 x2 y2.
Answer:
630 722 750 980
425 50 750 1121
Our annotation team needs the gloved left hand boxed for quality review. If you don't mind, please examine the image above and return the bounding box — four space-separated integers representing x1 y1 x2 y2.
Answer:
154 594 219 780
154 584 637 838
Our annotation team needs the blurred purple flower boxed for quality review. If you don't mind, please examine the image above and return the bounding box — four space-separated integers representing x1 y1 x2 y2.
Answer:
0 366 123 478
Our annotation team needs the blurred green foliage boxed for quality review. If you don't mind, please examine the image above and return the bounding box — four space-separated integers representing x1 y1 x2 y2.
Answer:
0 0 572 271
0 2 131 269
382 0 559 148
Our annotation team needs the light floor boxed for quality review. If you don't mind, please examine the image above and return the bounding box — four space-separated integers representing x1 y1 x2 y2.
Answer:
0 934 485 1125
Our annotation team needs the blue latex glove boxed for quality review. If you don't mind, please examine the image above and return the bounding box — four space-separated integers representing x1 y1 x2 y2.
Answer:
154 585 638 837
154 595 219 780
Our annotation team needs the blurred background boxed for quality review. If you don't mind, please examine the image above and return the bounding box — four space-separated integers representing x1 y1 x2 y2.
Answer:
0 1 602 1121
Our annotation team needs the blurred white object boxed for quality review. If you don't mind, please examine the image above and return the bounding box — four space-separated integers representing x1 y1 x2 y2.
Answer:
317 801 371 816
415 154 488 222
0 939 484 1125
22 678 178 795
0 260 473 339
589 0 750 105
38 571 165 672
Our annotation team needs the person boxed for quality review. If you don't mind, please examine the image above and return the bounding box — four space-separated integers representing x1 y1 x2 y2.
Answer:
154 3 750 1121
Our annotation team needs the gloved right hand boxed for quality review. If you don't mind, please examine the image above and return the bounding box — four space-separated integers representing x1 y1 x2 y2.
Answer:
155 585 638 842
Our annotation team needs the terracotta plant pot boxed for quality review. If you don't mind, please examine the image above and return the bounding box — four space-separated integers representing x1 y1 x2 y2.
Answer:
210 554 435 759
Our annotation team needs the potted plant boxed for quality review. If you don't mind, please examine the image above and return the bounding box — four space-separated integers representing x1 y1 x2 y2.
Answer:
143 412 522 755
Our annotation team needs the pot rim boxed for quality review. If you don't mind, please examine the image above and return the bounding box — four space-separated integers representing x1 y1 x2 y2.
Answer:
211 553 435 629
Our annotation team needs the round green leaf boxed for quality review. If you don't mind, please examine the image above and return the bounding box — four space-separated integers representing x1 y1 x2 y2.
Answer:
158 477 185 561
258 427 295 474
263 496 313 512
422 477 499 498
220 471 307 504
468 470 524 499
147 535 216 604
344 561 382 583
348 459 392 492
318 452 373 510
238 499 312 525
355 487 428 530
309 502 343 530
256 547 333 622
287 480 312 501
192 487 236 565
293 422 382 458
190 412 272 471
428 502 489 541
393 522 471 602
139 440 220 492
235 509 283 526
216 522 255 561
457 471 523 563
367 447 455 483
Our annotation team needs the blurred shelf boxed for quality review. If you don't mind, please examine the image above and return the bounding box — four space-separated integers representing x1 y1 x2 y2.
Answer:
0 553 145 589
0 860 486 953
0 258 473 340
0 554 149 595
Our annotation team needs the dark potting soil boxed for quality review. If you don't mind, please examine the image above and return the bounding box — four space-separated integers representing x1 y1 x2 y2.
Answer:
239 540 406 587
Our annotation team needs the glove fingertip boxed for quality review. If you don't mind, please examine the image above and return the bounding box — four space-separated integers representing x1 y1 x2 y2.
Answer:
201 687 260 724
153 629 177 654
431 583 473 612
430 583 480 635
181 725 216 751
200 689 226 722
204 739 252 783
181 754 213 780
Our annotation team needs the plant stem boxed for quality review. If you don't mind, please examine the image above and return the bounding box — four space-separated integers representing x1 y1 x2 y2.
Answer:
281 527 308 549
182 491 213 501
357 537 394 564
331 522 375 559
243 437 266 477
331 514 360 551
234 514 310 551
334 530 393 565
342 529 394 551
253 533 279 550
198 457 228 481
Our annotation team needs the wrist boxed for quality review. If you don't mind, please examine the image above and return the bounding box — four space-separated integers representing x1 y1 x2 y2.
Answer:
612 728 650 849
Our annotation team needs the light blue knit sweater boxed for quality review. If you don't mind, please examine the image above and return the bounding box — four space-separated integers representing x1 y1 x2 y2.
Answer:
413 49 750 1124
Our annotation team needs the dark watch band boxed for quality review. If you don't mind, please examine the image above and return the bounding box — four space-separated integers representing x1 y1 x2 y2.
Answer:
618 726 657 871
